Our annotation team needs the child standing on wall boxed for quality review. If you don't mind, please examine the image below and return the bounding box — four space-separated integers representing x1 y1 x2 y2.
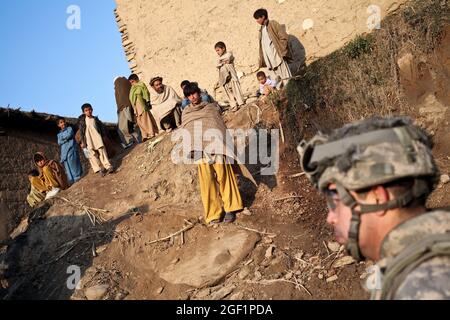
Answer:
56 117 83 184
215 42 245 112
78 103 114 177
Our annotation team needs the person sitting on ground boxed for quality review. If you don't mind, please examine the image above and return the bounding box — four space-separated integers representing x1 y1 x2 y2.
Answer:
215 41 245 112
256 71 277 97
78 103 114 177
180 80 214 111
28 152 69 204
26 169 46 207
129 74 158 142
149 76 182 132
181 82 256 225
56 117 83 185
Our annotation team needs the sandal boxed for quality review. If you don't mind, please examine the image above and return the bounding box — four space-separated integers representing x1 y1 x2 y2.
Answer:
223 212 236 223
208 219 221 226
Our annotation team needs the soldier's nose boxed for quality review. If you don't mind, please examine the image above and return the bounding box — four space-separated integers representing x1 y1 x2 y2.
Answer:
327 210 337 225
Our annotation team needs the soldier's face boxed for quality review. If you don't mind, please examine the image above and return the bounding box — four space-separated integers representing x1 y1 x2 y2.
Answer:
325 185 352 245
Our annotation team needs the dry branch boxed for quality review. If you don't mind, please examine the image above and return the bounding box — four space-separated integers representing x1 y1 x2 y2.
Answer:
246 278 312 296
235 224 276 237
146 221 196 245
274 195 302 202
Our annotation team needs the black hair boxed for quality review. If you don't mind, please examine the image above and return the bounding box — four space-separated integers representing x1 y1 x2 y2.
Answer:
180 80 190 89
56 117 65 124
214 41 226 50
183 82 201 98
128 74 139 81
81 103 93 112
253 8 268 20
28 169 39 177
33 153 45 163
256 71 266 78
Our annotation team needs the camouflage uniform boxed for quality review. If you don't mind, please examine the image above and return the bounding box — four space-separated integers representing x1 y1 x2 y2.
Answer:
373 210 450 300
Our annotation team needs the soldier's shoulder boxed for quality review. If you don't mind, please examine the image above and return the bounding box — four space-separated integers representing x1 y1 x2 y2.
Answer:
394 256 450 300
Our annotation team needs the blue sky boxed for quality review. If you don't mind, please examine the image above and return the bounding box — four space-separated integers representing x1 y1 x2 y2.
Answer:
0 1 129 122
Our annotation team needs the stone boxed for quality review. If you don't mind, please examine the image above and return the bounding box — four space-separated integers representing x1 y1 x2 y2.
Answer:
85 284 109 300
332 256 356 268
326 275 338 283
318 273 324 280
327 241 340 253
157 230 260 288
265 245 276 259
115 291 128 300
242 207 252 216
238 266 251 280
440 174 450 184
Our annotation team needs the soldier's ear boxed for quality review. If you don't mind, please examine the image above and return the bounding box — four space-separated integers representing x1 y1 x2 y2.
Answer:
373 185 390 216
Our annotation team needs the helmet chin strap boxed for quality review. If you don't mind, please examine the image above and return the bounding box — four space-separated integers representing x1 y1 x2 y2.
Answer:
334 179 429 262
335 183 364 261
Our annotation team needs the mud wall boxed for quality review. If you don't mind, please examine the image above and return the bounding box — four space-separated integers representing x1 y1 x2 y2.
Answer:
0 128 59 235
114 0 407 100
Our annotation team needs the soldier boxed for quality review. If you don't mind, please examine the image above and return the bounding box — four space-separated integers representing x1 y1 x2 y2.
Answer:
297 116 450 299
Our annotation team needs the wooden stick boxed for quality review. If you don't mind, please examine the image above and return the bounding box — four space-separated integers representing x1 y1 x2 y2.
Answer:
235 224 276 237
55 196 109 213
288 172 306 178
274 195 302 202
146 223 196 245
246 279 312 296
279 121 285 144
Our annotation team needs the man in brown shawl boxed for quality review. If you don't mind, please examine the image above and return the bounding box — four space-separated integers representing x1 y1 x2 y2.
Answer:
149 77 182 132
254 8 293 88
114 76 137 147
129 74 159 141
181 83 256 225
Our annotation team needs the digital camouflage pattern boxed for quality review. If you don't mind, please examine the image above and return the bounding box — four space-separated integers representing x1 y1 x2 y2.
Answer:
313 128 437 192
373 210 450 300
